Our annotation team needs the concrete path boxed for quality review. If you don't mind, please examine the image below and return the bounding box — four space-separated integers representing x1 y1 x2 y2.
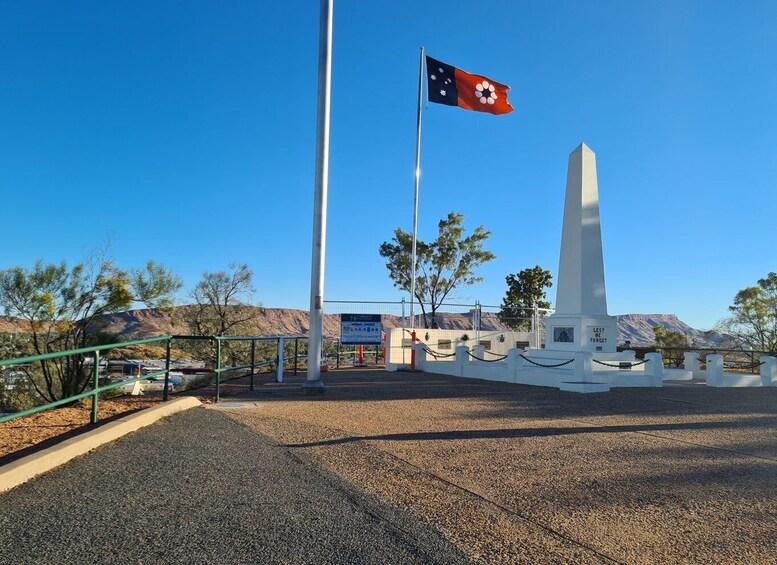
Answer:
0 407 467 565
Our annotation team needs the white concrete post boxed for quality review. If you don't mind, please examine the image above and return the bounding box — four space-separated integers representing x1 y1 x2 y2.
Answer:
684 352 699 378
455 346 469 377
276 337 285 383
622 349 637 362
473 344 485 363
413 342 427 371
706 354 724 387
506 349 522 380
760 356 777 386
645 352 664 387
573 351 593 381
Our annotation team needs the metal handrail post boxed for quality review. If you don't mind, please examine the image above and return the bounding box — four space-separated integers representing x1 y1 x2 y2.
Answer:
215 339 222 403
250 339 256 391
276 336 285 383
401 297 406 365
474 301 481 342
91 350 100 424
294 338 299 375
163 338 171 402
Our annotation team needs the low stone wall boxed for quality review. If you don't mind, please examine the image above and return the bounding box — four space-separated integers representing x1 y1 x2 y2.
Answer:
683 352 777 387
409 344 666 392
384 327 533 368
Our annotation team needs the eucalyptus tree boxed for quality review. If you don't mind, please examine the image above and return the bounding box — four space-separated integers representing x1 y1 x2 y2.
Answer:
379 212 495 329
498 266 553 331
717 272 777 352
652 325 690 367
0 256 182 402
182 263 262 367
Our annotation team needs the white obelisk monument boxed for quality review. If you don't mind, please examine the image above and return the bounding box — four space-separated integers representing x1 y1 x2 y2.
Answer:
544 143 617 353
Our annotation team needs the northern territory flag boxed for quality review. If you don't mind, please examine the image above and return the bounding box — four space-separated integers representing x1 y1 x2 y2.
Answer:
426 55 514 115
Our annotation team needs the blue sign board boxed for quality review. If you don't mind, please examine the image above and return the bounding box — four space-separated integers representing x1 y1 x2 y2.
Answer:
340 314 383 345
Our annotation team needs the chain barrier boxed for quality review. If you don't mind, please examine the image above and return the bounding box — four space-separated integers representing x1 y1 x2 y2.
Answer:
592 359 650 368
421 347 457 359
518 354 574 368
465 351 508 363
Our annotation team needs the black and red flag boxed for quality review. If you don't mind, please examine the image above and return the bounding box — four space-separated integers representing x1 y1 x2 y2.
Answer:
426 55 514 115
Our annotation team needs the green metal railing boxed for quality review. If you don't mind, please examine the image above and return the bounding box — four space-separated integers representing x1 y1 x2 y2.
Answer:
177 335 310 402
0 334 311 425
0 336 173 425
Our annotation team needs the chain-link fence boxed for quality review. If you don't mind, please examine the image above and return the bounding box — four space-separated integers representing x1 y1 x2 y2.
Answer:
322 299 551 366
323 299 482 337
479 304 553 349
323 300 553 334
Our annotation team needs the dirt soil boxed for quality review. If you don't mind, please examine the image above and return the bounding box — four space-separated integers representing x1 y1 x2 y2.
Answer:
0 369 278 463
0 397 159 461
222 369 777 564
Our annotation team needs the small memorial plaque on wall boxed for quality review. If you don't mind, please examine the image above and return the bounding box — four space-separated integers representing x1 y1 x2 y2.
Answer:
553 327 574 343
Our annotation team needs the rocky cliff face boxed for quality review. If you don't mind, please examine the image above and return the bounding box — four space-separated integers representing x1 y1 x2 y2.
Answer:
614 313 726 346
1 308 727 347
0 316 31 333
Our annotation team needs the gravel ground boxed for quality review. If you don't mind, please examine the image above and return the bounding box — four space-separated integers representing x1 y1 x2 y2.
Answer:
223 369 777 564
0 406 468 565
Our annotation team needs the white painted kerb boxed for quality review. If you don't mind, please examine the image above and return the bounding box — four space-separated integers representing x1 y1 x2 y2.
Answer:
0 396 201 494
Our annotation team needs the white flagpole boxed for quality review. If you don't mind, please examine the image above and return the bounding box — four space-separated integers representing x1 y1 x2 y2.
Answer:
409 47 424 330
305 0 334 393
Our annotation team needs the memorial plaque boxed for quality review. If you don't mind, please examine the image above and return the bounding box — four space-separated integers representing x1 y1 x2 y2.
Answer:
553 327 574 343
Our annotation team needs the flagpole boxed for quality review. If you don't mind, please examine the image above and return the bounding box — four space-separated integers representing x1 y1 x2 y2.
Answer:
409 46 424 331
305 0 334 394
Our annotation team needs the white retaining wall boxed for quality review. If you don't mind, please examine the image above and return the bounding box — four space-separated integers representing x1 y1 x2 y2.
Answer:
683 352 777 387
405 342 777 392
385 327 533 368
413 345 664 390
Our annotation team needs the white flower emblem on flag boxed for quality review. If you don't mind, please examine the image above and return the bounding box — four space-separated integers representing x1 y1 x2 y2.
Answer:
475 81 497 105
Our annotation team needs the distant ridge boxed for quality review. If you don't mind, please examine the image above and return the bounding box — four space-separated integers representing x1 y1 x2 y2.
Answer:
0 308 726 347
615 313 727 347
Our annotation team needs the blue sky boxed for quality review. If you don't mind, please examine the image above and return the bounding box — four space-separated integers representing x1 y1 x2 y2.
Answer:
1 1 775 330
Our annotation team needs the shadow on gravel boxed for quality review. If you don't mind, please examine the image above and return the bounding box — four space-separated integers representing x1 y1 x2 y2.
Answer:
284 415 777 449
239 369 777 420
